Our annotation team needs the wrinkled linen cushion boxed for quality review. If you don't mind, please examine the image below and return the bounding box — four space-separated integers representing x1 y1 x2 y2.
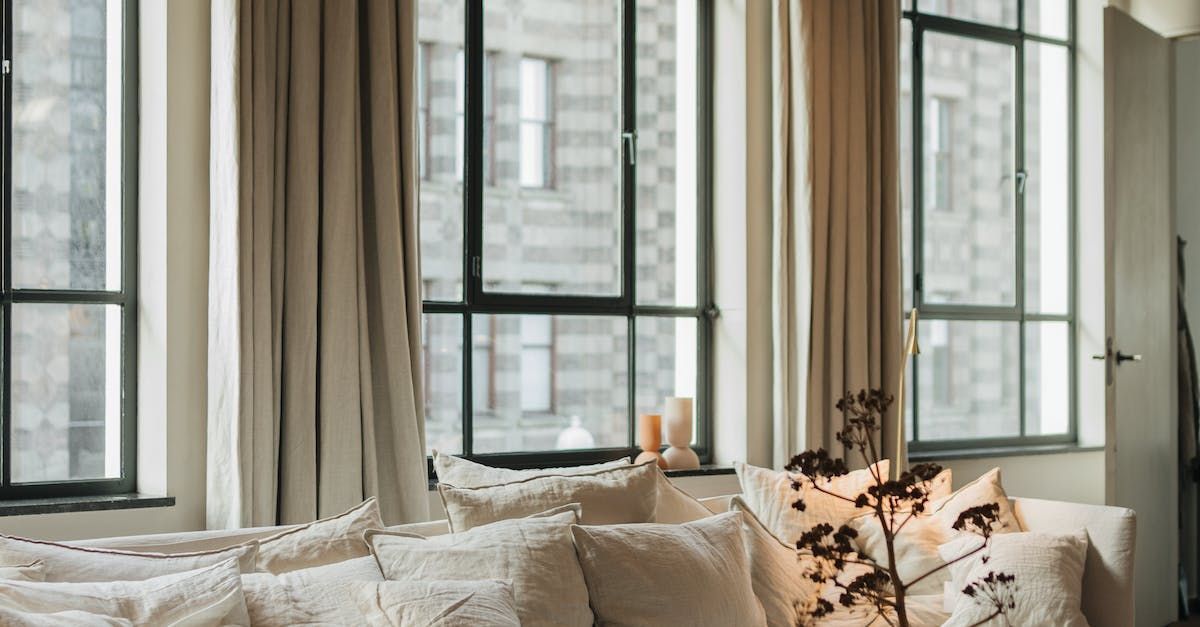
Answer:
0 560 44 582
939 530 1089 627
0 534 257 582
730 496 820 626
433 452 712 524
241 555 383 626
438 461 658 530
734 460 889 546
254 498 384 573
0 607 134 626
367 504 592 627
814 594 949 627
356 580 522 627
930 468 1021 533
0 557 250 626
570 511 767 627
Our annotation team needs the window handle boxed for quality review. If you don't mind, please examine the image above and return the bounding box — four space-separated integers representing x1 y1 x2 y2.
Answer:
622 131 637 166
1015 170 1027 195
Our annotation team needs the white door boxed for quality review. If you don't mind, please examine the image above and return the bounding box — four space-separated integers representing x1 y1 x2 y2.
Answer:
1104 7 1177 625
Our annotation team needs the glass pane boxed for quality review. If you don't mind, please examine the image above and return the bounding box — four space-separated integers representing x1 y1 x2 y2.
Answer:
1026 0 1070 40
472 314 628 453
636 0 698 307
423 314 464 455
900 19 913 312
481 0 623 297
916 319 1019 441
12 303 122 482
1024 43 1070 315
418 1 465 301
921 32 1017 307
635 317 698 443
1025 321 1070 436
919 0 1016 28
12 0 123 291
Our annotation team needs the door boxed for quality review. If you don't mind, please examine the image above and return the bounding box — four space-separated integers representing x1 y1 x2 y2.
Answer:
1104 7 1176 626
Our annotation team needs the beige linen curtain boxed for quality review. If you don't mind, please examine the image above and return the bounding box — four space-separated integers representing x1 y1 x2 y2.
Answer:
772 0 903 467
208 0 429 527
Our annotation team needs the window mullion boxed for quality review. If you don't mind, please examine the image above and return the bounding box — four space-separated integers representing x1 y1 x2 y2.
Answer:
2 0 12 490
622 0 636 451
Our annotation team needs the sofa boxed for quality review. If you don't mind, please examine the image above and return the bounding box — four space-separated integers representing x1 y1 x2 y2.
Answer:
60 487 1135 627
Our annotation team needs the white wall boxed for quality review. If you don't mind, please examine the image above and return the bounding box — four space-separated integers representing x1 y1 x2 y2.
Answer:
925 450 1106 505
0 0 211 541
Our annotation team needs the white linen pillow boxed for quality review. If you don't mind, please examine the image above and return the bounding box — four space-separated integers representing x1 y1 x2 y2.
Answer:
241 555 383 626
0 607 133 626
433 451 712 524
0 535 257 582
357 580 522 627
254 497 384 573
930 467 1022 533
570 511 767 627
0 560 44 582
729 496 819 626
367 504 592 627
938 530 1089 627
0 557 250 626
438 460 658 531
734 460 888 546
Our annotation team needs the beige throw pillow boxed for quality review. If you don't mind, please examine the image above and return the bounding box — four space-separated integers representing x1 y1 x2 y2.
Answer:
242 555 383 626
254 498 384 573
734 460 889 546
571 511 766 627
438 461 658 531
356 580 522 627
729 496 820 626
930 468 1022 533
0 557 250 625
0 535 257 582
0 560 44 582
367 505 592 627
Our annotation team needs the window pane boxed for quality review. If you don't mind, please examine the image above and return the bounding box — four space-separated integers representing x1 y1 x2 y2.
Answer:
635 316 697 443
472 314 627 453
481 0 623 297
12 0 123 291
900 19 913 312
1025 321 1070 436
1024 43 1070 315
12 303 122 482
1026 0 1070 40
919 0 1016 28
423 314 464 455
418 1 465 301
916 319 1019 441
921 33 1016 307
635 0 697 307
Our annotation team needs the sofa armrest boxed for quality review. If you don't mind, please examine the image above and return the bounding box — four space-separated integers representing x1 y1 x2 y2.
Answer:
1011 497 1136 627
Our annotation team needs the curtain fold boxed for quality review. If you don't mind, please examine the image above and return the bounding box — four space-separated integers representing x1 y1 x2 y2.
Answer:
772 0 903 467
208 0 428 528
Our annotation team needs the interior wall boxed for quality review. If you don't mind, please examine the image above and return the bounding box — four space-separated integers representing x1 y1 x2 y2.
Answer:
0 0 211 541
922 450 1106 505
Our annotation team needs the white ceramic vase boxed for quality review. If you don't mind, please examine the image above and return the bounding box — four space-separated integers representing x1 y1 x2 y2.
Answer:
661 397 699 470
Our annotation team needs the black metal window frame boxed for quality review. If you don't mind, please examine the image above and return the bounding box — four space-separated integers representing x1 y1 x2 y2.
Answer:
0 0 138 499
904 0 1077 453
424 0 715 472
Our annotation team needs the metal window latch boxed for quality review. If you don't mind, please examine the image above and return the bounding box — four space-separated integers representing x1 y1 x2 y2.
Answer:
471 256 481 278
2 60 10 75
622 131 637 166
1015 170 1027 195
702 305 721 321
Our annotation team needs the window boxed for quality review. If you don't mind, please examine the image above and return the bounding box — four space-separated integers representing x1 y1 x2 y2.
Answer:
902 1 1075 451
418 0 713 467
2 0 136 498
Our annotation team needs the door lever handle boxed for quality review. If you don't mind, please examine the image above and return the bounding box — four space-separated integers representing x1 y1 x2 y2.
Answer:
1115 352 1142 364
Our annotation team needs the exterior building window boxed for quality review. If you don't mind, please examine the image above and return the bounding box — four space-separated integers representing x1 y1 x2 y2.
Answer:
418 0 713 466
902 0 1075 451
418 43 431 180
2 0 137 498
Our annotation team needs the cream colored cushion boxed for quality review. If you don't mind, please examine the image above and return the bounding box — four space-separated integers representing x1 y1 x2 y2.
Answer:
734 460 888 545
0 607 134 626
438 461 658 531
367 504 592 627
0 535 257 582
939 530 1089 627
0 560 44 582
0 557 250 625
730 496 819 626
570 511 767 627
930 468 1022 533
254 498 383 573
356 580 522 627
241 555 383 626
814 593 949 627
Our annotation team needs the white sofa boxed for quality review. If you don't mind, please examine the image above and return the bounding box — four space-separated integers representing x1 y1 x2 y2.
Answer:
66 493 1135 627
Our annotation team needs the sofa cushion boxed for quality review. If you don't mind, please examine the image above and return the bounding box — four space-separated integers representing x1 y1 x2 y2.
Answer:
930 468 1022 534
730 496 819 626
367 504 592 627
0 534 257 582
356 580 522 627
734 460 888 546
241 555 383 626
438 461 658 531
570 511 766 627
253 498 383 573
0 557 249 625
939 530 1089 627
0 560 44 582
